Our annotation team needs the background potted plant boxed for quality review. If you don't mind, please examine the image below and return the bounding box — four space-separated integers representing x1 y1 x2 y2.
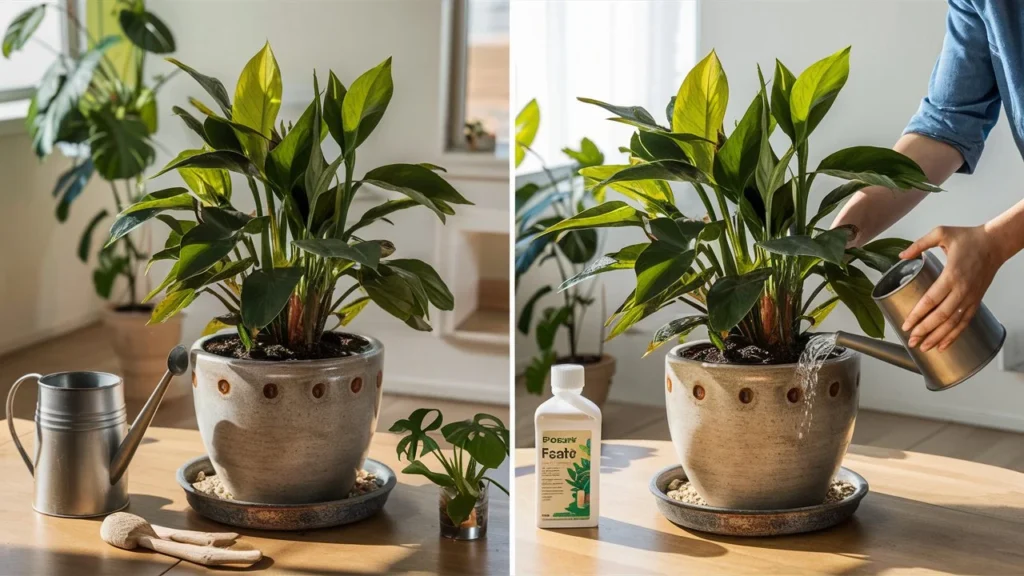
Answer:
390 408 509 541
109 42 471 504
541 48 937 509
3 0 180 400
514 99 616 406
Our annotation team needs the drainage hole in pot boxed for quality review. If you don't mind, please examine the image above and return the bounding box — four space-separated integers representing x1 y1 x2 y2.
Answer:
692 385 705 400
217 380 230 395
739 388 753 404
263 383 278 399
829 381 840 397
787 387 802 403
351 377 363 394
312 382 326 399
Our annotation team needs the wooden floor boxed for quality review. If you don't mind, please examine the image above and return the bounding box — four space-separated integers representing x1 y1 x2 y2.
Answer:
0 323 509 441
515 383 1024 473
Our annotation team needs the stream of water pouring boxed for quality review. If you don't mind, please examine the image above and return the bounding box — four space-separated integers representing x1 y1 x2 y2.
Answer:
795 333 839 439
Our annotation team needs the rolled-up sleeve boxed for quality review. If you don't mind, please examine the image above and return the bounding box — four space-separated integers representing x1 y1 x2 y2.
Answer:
904 0 1001 174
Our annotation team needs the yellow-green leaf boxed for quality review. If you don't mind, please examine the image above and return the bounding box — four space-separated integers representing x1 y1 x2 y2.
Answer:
789 46 850 142
232 42 282 168
672 50 728 173
341 57 394 152
515 99 540 167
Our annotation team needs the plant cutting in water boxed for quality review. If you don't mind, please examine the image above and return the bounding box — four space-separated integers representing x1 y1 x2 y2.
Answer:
514 99 608 392
3 0 177 306
107 43 471 355
541 47 939 363
390 409 509 526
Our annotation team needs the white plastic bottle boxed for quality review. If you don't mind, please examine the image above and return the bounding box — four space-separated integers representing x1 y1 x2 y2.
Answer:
535 364 601 529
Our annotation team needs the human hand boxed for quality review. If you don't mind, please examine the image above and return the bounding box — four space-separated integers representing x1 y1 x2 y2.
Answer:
898 225 1006 352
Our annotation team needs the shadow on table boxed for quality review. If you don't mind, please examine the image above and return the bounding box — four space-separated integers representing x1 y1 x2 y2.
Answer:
557 516 727 558
601 443 656 475
0 548 187 576
686 492 1024 575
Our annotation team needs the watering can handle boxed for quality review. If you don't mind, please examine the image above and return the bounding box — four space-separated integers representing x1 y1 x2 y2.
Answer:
6 373 40 476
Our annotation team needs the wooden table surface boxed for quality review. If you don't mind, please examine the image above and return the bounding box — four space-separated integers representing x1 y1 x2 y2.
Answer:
515 440 1024 575
0 419 508 575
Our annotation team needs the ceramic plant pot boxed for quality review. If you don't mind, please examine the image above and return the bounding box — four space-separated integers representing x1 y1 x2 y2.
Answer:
102 307 183 402
545 355 617 407
665 341 859 510
189 333 385 504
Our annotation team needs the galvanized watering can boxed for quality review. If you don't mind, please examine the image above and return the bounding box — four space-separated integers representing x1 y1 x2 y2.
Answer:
833 251 1005 391
4 346 189 517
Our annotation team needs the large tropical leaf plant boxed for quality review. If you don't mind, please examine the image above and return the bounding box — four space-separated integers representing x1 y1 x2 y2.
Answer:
107 43 471 352
514 99 607 394
3 0 177 305
541 48 938 363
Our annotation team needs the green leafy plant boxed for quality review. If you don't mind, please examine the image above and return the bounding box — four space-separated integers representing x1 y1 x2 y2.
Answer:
108 43 471 350
515 99 607 393
3 0 177 305
542 48 938 362
562 438 591 515
390 409 509 525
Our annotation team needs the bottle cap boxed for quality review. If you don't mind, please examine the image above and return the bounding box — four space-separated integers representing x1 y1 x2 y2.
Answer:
551 364 585 391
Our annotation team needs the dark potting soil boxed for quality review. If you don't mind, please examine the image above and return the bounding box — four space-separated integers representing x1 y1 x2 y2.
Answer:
680 335 844 365
555 354 603 365
114 303 155 313
204 332 372 361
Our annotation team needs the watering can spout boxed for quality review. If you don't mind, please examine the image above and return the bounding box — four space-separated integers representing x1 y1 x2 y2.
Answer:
834 331 920 374
109 346 190 485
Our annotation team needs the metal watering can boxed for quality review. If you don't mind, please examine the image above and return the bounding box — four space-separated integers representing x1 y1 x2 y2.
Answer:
832 251 1005 391
5 346 189 517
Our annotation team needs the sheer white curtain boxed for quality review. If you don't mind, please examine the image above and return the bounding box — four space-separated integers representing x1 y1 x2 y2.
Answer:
513 0 698 172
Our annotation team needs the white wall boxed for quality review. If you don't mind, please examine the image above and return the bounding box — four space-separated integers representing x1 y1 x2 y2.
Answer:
517 0 1024 432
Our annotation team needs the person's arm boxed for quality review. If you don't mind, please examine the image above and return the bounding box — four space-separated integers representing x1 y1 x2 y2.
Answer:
831 0 1006 352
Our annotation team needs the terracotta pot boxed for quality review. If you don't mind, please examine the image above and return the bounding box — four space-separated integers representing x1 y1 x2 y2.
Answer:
547 355 616 407
102 307 183 402
190 333 384 504
665 341 859 510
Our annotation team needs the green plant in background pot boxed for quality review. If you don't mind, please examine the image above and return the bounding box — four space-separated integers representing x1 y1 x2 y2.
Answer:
390 409 509 540
543 48 937 509
112 43 471 504
3 0 181 400
514 99 617 406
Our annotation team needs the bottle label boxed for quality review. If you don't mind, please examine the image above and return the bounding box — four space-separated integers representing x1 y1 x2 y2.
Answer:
538 430 592 521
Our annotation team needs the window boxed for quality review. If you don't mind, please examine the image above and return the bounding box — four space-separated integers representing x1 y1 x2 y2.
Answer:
446 0 510 157
512 0 698 174
0 1 74 103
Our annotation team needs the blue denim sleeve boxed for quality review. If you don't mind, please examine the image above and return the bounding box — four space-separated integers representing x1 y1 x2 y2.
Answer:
904 0 1001 174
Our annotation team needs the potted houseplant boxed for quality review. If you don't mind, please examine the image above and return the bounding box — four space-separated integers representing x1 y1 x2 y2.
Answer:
390 408 509 540
542 48 937 510
3 1 181 400
514 100 616 405
108 43 471 504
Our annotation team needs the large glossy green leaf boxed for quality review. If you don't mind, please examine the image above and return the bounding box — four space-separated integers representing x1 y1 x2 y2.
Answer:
649 218 705 250
558 243 645 292
816 146 939 191
758 228 850 265
293 239 381 270
645 315 708 357
267 100 317 192
118 9 175 54
442 413 509 469
401 459 455 489
577 97 660 128
389 408 443 461
635 242 695 304
590 160 709 195
240 267 302 330
789 46 850 142
176 224 237 280
233 42 281 169
89 108 155 180
848 238 912 273
202 115 243 153
825 263 884 337
557 229 598 264
672 50 728 173
387 259 454 311
107 187 195 244
53 160 94 222
166 58 233 117
579 165 676 215
341 57 393 152
154 149 260 178
515 99 540 167
362 163 470 221
78 209 108 262
3 5 45 57
771 60 797 140
359 267 424 321
542 201 645 236
517 286 552 334
715 93 767 198
347 198 419 235
809 180 869 228
323 70 348 150
706 269 771 332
